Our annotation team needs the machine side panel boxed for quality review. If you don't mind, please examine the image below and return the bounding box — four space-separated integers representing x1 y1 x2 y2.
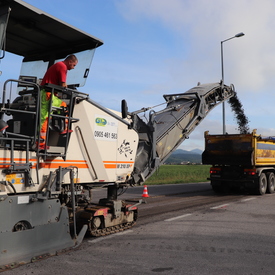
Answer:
70 100 138 183
0 196 74 266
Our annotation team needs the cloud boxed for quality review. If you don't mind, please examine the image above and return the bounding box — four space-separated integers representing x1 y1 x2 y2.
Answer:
112 0 275 151
117 0 275 93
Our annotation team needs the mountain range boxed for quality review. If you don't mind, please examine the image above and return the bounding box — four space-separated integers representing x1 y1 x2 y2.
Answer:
164 148 203 164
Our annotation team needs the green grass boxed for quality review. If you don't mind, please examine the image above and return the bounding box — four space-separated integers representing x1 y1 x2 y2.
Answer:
145 165 211 185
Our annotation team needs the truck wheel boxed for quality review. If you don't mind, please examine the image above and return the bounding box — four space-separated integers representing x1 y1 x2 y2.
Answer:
266 172 275 194
256 173 267 195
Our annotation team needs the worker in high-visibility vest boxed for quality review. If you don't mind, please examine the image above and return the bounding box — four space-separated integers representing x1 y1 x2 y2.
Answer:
39 54 78 149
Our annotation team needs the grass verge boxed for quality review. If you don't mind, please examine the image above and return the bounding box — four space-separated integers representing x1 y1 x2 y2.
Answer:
145 165 211 185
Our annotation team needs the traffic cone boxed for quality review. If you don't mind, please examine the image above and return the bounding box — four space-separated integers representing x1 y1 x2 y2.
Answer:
142 185 149 198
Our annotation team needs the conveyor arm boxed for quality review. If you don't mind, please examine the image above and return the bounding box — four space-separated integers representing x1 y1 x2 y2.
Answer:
129 82 235 185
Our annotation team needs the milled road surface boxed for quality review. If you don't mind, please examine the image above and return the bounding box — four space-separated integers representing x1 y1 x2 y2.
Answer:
92 183 248 225
5 182 275 275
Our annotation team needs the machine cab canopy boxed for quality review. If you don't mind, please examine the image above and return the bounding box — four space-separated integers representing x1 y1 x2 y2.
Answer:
0 0 103 87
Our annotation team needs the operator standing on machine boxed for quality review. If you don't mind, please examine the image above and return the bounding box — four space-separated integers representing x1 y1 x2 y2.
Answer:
41 54 78 87
39 54 78 149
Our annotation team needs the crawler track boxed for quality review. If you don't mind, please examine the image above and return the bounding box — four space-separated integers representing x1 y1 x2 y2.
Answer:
90 221 136 237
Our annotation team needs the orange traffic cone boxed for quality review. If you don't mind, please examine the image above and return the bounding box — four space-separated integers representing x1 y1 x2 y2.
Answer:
142 185 149 198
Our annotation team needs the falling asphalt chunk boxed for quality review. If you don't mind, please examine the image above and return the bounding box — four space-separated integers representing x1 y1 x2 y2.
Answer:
228 93 250 134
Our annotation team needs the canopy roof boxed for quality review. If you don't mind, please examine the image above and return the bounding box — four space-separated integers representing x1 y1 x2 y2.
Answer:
1 0 103 61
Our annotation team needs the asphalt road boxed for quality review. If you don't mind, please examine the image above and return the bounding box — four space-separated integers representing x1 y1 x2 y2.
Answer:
5 183 275 275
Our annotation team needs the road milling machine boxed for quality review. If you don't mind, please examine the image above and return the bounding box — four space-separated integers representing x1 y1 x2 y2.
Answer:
0 0 236 269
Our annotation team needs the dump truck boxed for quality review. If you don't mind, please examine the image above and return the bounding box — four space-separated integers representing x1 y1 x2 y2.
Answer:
202 130 275 195
0 0 237 269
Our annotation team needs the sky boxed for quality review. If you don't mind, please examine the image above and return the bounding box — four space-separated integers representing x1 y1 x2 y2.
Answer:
1 0 275 151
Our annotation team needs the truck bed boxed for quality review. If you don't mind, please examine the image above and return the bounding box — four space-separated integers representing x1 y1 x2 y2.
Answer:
202 130 275 166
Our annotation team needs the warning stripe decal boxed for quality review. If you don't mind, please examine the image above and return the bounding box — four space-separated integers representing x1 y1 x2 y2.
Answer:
39 163 89 169
0 158 88 169
102 161 135 164
0 158 134 169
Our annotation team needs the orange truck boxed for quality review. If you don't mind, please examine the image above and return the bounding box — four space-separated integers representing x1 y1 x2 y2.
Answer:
202 130 275 195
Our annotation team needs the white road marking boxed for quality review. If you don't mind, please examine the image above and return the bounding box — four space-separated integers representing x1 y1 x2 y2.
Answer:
164 213 192 222
241 197 256 202
88 230 133 243
210 204 229 209
165 197 256 221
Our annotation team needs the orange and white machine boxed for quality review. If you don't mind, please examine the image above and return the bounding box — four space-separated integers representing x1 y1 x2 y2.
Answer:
0 1 141 268
0 0 236 269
